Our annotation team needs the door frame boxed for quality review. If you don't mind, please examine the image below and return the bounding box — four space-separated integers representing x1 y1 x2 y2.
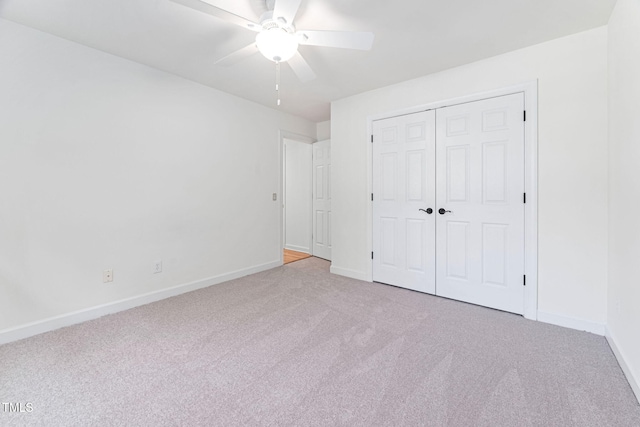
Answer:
279 130 316 266
366 81 538 320
283 137 314 254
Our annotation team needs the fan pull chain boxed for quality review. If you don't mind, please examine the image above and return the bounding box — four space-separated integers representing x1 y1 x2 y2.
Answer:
275 61 281 106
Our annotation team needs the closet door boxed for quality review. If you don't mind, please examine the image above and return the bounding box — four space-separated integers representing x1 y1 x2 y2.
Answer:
435 93 525 314
372 111 436 293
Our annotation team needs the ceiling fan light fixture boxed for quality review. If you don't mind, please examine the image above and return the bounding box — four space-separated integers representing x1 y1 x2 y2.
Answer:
256 29 299 62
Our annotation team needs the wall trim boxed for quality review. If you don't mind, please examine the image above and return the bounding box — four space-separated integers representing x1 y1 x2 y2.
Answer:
537 310 606 336
606 327 640 404
364 81 539 320
0 260 281 346
330 265 369 281
284 244 311 254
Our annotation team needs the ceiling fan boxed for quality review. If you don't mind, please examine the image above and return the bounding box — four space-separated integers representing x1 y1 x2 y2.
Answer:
171 0 375 84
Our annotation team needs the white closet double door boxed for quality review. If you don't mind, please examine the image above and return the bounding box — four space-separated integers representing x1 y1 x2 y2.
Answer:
372 93 525 314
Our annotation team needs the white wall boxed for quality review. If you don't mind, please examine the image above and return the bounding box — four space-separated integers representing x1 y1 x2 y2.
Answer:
284 138 312 253
331 27 609 326
316 121 331 141
607 0 640 400
0 19 315 332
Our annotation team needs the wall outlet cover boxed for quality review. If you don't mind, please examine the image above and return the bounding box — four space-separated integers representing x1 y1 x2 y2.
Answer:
103 269 113 283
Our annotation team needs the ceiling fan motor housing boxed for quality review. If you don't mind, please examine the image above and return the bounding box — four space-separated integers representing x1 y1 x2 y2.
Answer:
256 11 298 62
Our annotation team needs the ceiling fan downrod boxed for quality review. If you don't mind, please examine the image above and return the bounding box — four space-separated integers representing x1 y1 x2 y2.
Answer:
276 61 281 106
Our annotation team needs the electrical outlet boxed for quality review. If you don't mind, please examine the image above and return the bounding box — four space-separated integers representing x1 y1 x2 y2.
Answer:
272 193 278 201
154 260 162 274
103 269 113 283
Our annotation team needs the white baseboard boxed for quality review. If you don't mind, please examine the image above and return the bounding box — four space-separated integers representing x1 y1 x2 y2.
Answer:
537 310 606 336
284 244 311 254
330 265 370 282
0 260 281 346
606 327 640 404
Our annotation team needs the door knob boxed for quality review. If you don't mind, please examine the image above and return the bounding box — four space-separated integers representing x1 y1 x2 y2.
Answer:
438 208 452 215
419 208 433 214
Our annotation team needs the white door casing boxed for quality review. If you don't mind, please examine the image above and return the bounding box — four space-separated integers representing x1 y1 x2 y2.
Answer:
312 139 332 260
372 111 436 293
435 93 525 314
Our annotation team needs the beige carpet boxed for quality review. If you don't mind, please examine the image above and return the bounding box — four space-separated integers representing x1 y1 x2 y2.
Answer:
1 258 639 426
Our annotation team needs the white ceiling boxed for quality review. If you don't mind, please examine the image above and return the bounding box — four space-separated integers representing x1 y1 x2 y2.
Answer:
0 0 616 122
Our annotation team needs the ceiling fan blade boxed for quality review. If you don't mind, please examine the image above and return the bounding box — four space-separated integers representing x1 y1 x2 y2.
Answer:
215 42 259 66
170 0 261 32
272 0 303 25
288 52 316 83
298 30 374 50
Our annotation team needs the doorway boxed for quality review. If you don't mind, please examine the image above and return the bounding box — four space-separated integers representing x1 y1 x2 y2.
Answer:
282 137 332 263
372 92 527 314
283 138 312 256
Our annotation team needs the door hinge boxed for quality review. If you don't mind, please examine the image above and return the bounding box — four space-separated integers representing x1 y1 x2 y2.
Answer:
371 193 374 201
523 111 526 121
523 275 526 286
371 135 374 143
371 251 374 259
523 193 526 203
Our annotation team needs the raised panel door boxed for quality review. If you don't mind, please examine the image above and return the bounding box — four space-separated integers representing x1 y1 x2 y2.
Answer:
312 139 332 260
372 111 436 293
435 93 525 314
